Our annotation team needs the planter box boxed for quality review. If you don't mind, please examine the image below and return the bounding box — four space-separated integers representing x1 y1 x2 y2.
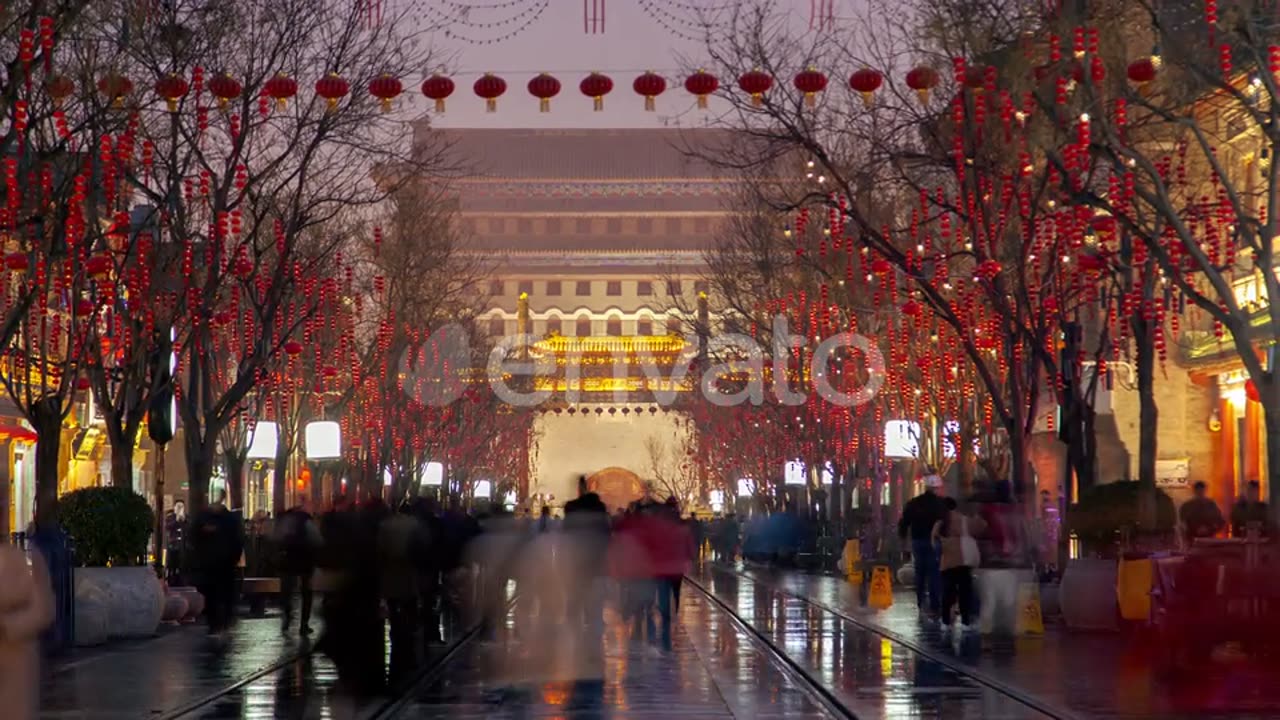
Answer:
1060 557 1119 631
73 567 164 646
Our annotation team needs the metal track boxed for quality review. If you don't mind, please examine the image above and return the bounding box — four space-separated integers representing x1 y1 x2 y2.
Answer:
684 575 859 719
705 564 1083 720
156 645 312 720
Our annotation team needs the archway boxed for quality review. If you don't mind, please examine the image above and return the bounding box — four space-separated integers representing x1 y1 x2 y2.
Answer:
586 467 645 511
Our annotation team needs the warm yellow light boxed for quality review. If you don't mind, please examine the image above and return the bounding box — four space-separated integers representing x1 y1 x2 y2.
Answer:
1226 386 1247 411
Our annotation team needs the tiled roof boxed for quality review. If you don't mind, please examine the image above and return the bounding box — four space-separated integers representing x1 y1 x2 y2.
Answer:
422 127 740 180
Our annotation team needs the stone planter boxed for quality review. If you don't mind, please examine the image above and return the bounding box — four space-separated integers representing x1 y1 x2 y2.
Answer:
170 586 204 623
161 592 188 624
896 564 916 588
73 567 165 646
1059 557 1119 631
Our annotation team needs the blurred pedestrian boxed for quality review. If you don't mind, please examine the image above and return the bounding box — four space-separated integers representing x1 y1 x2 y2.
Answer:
1231 480 1271 538
932 497 986 631
0 543 53 720
191 490 244 636
562 490 611 642
1180 481 1225 545
164 500 188 586
898 472 947 616
275 497 320 635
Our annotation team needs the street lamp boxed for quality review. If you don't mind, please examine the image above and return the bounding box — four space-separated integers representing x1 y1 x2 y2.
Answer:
304 421 341 460
246 421 278 460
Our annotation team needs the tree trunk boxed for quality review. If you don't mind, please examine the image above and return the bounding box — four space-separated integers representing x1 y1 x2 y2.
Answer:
32 398 63 532
110 441 135 492
1135 323 1158 490
153 443 167 576
1264 379 1280 530
272 446 288 516
225 451 246 512
186 431 214 511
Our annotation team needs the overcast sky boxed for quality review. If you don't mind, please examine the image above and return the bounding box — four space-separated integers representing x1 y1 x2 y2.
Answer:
400 0 856 129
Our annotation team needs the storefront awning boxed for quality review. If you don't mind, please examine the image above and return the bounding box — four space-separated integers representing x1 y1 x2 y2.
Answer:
0 417 37 443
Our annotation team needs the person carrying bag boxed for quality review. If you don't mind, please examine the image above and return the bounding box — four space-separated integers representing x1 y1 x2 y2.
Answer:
933 497 986 631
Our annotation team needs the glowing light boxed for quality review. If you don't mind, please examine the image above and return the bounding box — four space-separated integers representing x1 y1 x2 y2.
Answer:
474 479 492 499
421 461 444 486
884 420 920 459
785 460 806 486
304 421 342 460
737 477 754 496
246 421 279 460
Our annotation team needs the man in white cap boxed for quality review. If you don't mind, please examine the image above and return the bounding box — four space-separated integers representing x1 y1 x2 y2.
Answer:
898 470 948 616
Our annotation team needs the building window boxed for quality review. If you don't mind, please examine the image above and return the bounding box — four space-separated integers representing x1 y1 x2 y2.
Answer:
488 316 505 337
546 317 563 336
666 317 681 335
489 280 504 297
694 280 709 295
607 316 623 336
606 281 623 297
638 317 653 336
637 281 653 296
576 316 592 337
517 280 534 296
576 280 591 296
546 280 562 296
667 280 682 296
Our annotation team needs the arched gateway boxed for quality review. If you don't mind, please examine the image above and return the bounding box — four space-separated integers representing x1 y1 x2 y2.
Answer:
586 467 645 511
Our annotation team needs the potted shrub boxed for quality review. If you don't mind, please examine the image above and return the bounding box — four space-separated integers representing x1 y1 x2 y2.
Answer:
1060 482 1175 630
57 487 165 645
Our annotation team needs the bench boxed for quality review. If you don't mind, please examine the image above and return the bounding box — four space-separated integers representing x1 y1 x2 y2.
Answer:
240 576 281 617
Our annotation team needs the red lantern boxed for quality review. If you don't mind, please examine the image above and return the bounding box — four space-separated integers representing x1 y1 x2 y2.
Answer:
264 73 298 110
75 298 95 316
901 299 922 318
368 74 403 113
849 68 883 107
870 257 892 274
963 65 989 90
633 71 666 111
580 72 613 111
421 75 455 113
315 72 350 111
738 69 773 106
208 72 241 108
685 70 718 109
474 73 507 113
284 340 304 356
527 73 561 112
154 73 189 112
905 65 939 104
4 253 28 273
86 254 112 280
1127 57 1157 85
793 67 828 107
1245 378 1261 403
75 377 91 391
97 72 133 107
46 74 75 108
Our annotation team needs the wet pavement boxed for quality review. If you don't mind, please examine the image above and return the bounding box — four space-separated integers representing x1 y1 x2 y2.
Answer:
390 584 836 719
714 562 1280 720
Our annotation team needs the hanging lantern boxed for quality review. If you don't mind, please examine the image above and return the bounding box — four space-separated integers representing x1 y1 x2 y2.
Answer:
793 67 828 107
905 66 939 105
870 257 892 274
284 340 304 356
473 73 507 113
849 68 883 107
421 74 455 112
86 254 112 280
580 72 613 111
97 72 133 107
633 71 666 111
208 72 241 109
264 73 298 110
368 74 403 112
685 69 718 109
737 69 773 107
46 74 75 108
75 298 95 316
154 73 189 112
963 65 989 91
4 252 28 273
315 72 350 112
527 72 561 112
1127 57 1157 86
901 299 923 318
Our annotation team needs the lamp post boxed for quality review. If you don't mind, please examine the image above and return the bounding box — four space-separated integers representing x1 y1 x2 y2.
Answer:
305 420 342 504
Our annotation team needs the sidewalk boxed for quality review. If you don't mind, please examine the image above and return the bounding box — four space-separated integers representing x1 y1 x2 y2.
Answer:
724 563 1280 719
39 616 310 719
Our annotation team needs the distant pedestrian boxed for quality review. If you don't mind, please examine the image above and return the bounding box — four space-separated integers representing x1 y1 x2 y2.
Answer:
1179 481 1225 545
191 490 244 636
165 500 188 586
275 497 320 635
898 472 947 616
0 544 53 720
1231 480 1272 538
932 497 986 631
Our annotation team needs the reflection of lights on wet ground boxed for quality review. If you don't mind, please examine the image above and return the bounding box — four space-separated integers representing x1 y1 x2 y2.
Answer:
880 637 893 678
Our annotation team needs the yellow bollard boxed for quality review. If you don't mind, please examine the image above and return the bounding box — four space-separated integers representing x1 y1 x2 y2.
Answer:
842 539 861 582
1015 582 1044 635
868 565 894 610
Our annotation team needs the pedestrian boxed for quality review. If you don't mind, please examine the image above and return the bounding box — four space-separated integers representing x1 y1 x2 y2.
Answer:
275 497 320 635
0 543 53 720
898 471 947 616
562 490 611 642
191 490 244 636
1179 481 1225 545
1231 480 1272 538
932 497 986 631
165 500 188 586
